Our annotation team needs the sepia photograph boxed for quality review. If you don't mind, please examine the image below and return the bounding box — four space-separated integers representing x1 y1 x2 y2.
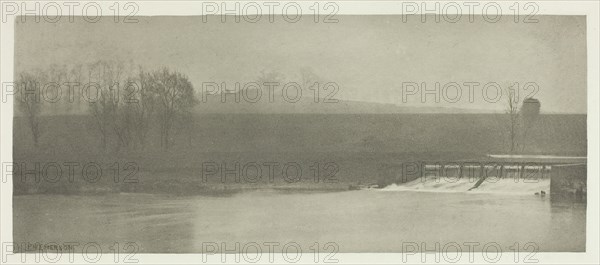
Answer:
0 1 598 264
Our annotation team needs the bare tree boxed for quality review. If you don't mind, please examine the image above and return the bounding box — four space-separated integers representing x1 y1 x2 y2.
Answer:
86 61 126 152
66 64 85 115
15 71 46 148
44 64 68 115
122 68 156 150
256 69 285 101
505 83 520 154
299 67 321 101
113 102 133 152
147 67 196 150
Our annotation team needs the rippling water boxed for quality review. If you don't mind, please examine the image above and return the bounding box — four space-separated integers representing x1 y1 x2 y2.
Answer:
13 190 585 253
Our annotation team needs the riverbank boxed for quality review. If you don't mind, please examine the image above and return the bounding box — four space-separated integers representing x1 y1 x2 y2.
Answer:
13 151 478 195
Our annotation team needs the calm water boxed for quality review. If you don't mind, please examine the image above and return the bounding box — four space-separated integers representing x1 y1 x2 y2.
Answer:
13 190 586 253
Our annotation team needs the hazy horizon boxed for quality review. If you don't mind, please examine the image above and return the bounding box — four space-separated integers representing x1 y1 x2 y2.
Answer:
15 15 587 114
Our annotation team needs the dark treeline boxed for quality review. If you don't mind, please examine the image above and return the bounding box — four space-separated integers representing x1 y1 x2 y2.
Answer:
14 63 330 154
15 61 197 152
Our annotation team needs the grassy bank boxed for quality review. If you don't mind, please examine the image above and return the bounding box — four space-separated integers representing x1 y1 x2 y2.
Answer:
12 151 483 195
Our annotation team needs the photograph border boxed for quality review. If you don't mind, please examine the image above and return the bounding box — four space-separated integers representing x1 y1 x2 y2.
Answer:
1 1 598 264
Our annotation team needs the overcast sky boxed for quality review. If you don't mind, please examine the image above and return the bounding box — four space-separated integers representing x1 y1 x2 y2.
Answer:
15 15 586 113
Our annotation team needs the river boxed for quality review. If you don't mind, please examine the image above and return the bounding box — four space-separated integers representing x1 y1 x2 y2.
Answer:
13 190 586 253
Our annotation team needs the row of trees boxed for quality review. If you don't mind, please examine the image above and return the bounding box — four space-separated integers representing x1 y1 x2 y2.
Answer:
15 61 197 152
14 63 325 153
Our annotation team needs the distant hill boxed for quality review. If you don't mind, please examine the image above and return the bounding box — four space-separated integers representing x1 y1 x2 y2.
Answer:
195 88 493 114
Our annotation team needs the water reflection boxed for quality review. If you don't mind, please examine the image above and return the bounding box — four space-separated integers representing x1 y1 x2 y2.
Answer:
14 190 586 253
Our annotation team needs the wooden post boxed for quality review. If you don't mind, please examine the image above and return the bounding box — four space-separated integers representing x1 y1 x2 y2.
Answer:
519 163 524 181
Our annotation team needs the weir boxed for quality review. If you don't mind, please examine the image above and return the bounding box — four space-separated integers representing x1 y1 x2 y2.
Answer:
377 156 586 202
